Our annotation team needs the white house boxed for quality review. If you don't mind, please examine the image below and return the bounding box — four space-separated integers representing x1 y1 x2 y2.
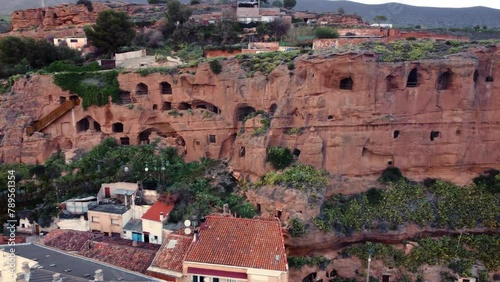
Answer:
97 182 138 205
53 37 88 50
65 196 96 214
140 201 174 244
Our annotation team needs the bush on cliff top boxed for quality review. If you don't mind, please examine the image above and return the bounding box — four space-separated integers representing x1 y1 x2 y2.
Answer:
236 51 300 76
267 146 294 170
53 70 121 109
255 163 329 191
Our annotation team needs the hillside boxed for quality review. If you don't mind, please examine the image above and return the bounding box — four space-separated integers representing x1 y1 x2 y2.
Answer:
1 0 500 28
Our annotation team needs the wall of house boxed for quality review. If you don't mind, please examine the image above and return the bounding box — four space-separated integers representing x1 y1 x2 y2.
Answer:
133 205 151 219
142 219 163 244
17 218 35 234
57 216 89 231
65 199 96 213
88 209 132 235
204 50 242 58
97 182 138 202
115 49 147 64
53 37 87 50
182 262 288 282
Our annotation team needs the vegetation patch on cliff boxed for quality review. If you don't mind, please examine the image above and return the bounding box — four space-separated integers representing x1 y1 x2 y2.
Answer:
236 51 300 77
344 235 500 275
255 163 329 191
313 171 500 234
53 70 121 109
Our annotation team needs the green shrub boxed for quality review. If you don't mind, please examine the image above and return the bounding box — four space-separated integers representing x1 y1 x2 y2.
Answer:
289 217 307 237
135 66 179 77
284 127 302 135
366 187 383 205
288 256 330 269
406 36 417 41
287 61 295 70
209 59 223 74
45 61 102 73
315 27 340 39
267 146 294 170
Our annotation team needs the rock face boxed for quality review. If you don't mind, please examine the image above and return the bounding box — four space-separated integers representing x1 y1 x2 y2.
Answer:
0 46 499 185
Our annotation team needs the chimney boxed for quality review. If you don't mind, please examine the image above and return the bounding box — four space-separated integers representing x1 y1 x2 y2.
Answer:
22 261 31 281
160 212 164 222
52 273 63 282
193 229 198 243
200 216 207 229
94 269 104 281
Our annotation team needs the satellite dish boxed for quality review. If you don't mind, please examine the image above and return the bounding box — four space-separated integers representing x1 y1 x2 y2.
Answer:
184 220 191 227
184 228 192 235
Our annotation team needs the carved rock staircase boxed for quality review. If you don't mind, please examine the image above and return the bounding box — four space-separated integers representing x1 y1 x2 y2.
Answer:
26 99 80 135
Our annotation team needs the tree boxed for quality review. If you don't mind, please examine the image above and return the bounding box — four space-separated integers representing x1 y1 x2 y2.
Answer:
84 10 136 54
314 27 339 39
166 0 192 27
268 18 290 40
283 0 296 9
76 0 93 12
272 0 283 7
373 15 388 26
267 146 294 170
337 7 345 15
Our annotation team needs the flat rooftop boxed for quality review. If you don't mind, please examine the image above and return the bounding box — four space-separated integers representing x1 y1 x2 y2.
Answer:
88 203 129 214
0 243 158 281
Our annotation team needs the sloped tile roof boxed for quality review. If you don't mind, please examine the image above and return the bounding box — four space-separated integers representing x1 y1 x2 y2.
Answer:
79 240 157 273
44 230 94 251
184 216 287 271
149 234 192 274
142 201 174 222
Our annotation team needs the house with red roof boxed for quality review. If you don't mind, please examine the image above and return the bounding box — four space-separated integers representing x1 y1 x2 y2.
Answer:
147 215 289 282
124 201 174 244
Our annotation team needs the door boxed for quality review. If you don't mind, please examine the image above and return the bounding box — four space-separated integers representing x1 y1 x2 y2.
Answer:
104 187 110 198
132 232 142 242
144 233 150 243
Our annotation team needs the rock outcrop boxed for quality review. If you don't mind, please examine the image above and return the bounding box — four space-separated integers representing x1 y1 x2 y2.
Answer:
0 46 499 186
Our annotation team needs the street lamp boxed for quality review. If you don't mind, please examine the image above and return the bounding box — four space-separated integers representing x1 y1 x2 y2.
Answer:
366 249 374 282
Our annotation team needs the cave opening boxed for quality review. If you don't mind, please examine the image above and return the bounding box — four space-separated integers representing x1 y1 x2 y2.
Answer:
393 130 400 139
112 122 124 133
76 118 90 132
486 75 494 82
339 77 353 90
162 102 172 111
386 75 398 91
406 68 419 87
160 82 172 94
135 83 148 95
236 106 256 121
430 131 440 141
437 70 452 90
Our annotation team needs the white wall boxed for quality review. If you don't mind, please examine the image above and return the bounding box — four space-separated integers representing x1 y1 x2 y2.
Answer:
142 219 163 244
53 38 87 50
57 216 89 231
66 199 96 214
115 49 147 64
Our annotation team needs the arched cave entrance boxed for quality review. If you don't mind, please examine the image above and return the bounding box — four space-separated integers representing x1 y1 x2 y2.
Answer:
437 70 452 90
192 100 221 114
112 122 124 133
153 104 158 111
120 137 130 146
386 75 398 91
293 148 301 157
94 121 101 132
486 75 494 82
339 77 353 90
162 102 172 111
120 91 132 104
236 105 256 121
76 118 90 132
136 83 149 95
178 102 191 110
406 68 419 87
269 103 278 115
160 82 172 94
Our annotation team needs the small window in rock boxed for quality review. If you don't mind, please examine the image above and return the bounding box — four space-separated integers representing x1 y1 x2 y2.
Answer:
437 70 452 90
486 76 494 82
339 77 353 90
473 70 479 84
209 135 216 143
239 146 246 157
293 148 301 157
256 203 261 213
195 140 200 146
388 161 393 166
162 102 172 111
153 104 158 111
60 96 67 104
393 130 400 139
269 103 278 115
406 68 419 87
135 83 148 95
112 123 124 133
120 137 130 145
328 115 333 120
430 131 440 141
456 129 461 135
178 102 191 110
276 210 282 219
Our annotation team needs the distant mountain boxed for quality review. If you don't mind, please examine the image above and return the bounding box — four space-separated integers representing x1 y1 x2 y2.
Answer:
295 0 500 28
1 0 500 28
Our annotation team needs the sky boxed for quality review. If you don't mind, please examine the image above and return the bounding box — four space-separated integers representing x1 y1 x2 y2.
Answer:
334 0 500 9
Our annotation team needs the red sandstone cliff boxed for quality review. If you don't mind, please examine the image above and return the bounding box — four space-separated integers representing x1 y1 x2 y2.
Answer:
0 46 498 186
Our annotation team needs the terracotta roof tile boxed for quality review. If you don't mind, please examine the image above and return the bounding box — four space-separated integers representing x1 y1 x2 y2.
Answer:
142 201 174 222
185 216 287 271
149 234 192 274
44 230 94 251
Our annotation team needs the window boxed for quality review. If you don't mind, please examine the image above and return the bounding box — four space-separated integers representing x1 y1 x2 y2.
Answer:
192 276 207 282
92 216 99 223
209 135 216 143
70 39 78 43
212 279 219 282
228 279 237 282
111 219 119 225
393 130 400 139
160 82 172 94
21 223 25 228
154 235 158 241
